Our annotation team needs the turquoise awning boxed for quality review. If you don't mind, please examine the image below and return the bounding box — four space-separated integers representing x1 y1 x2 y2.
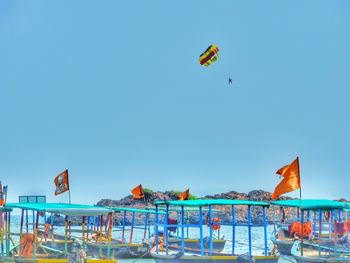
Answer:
0 207 12 212
109 207 166 215
155 199 269 207
271 199 348 211
6 203 112 216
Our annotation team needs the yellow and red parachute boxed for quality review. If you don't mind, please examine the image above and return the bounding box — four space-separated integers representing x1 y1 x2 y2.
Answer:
199 45 219 67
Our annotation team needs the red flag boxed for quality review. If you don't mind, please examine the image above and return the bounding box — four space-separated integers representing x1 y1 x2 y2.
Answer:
131 184 144 199
271 157 300 200
178 189 190 200
54 170 70 195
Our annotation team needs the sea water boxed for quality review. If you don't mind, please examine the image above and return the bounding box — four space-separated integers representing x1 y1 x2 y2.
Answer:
9 215 276 263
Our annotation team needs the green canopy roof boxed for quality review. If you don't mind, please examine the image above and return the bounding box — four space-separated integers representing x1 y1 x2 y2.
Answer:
155 199 269 207
6 203 112 216
271 199 348 211
109 207 166 215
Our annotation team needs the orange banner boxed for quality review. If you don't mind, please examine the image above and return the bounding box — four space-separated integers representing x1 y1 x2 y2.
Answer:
271 157 300 200
178 188 190 200
131 184 144 199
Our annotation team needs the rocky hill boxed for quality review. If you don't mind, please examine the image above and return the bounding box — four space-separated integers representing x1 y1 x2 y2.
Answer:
96 189 296 225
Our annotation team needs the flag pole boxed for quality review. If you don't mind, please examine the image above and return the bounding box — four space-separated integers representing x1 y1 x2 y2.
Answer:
297 157 304 256
4 186 7 206
68 190 71 204
67 169 71 204
143 193 148 207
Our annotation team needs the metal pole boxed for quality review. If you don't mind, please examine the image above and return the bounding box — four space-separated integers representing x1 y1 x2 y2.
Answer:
143 212 149 239
232 205 236 256
263 207 268 256
26 210 28 232
99 215 103 257
19 209 24 256
122 211 126 243
301 210 304 256
318 209 322 257
64 215 68 255
33 211 39 260
209 205 213 256
199 206 204 256
248 205 252 256
155 205 159 254
181 206 185 255
165 205 169 256
130 212 135 243
313 211 316 236
6 212 11 257
107 213 113 258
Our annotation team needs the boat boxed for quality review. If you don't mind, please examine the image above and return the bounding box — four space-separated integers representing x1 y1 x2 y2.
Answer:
291 202 350 263
291 240 350 262
162 206 226 253
6 202 117 263
83 207 165 259
150 199 279 262
271 199 349 257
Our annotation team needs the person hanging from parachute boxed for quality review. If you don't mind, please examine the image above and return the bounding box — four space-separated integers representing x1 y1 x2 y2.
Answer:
199 45 219 67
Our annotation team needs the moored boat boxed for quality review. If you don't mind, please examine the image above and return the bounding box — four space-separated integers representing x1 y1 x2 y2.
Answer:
6 202 117 263
291 240 350 263
83 207 165 259
286 202 350 262
151 199 279 262
271 199 349 256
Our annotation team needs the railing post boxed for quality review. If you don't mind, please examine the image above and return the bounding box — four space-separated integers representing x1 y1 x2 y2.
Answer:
232 205 236 256
263 207 268 256
19 209 24 256
199 206 204 256
122 210 126 243
209 205 213 256
165 204 169 256
6 212 11 257
64 215 68 255
155 205 159 254
318 209 322 257
301 210 304 256
130 212 135 243
144 212 149 239
247 205 252 256
25 210 28 232
181 206 185 255
313 211 317 236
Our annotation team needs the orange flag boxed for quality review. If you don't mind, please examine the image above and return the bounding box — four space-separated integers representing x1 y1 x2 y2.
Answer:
178 188 190 200
131 184 144 199
54 169 70 195
271 157 300 200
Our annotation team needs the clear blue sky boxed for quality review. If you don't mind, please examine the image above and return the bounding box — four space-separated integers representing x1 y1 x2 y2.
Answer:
1 1 349 204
